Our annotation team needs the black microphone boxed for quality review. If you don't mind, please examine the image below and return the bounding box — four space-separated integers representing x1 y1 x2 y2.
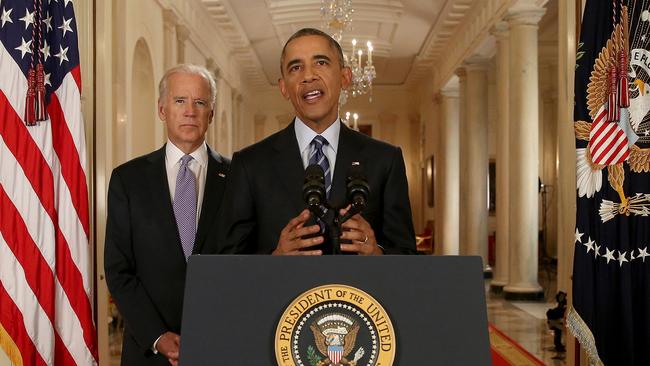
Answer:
346 164 370 211
303 164 326 208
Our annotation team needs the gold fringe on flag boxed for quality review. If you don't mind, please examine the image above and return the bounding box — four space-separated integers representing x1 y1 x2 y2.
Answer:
0 323 23 366
567 306 604 366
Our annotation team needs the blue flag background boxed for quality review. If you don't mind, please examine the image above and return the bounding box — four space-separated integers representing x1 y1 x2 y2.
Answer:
570 1 650 365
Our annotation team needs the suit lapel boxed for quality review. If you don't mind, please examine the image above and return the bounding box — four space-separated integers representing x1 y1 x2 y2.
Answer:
272 121 308 214
330 124 364 208
145 146 186 260
193 150 229 254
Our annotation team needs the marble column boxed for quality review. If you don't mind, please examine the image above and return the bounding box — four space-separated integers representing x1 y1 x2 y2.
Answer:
491 22 510 293
503 2 546 300
437 87 460 255
456 68 468 255
176 24 190 64
162 9 178 72
206 64 220 148
461 57 490 274
232 92 244 151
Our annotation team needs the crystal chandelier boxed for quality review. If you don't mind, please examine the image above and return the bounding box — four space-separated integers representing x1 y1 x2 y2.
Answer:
344 111 360 131
320 0 353 42
340 39 376 105
320 1 376 106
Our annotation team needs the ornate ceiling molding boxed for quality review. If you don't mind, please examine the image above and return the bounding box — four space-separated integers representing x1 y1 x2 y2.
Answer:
426 0 515 92
200 0 271 89
404 0 473 87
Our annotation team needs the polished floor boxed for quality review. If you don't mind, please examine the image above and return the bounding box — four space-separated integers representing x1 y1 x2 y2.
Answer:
109 265 566 365
486 262 566 366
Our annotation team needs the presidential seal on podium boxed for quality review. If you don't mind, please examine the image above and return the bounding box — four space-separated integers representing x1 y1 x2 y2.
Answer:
275 284 396 366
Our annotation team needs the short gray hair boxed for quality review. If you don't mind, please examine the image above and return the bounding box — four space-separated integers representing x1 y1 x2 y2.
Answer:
158 64 217 106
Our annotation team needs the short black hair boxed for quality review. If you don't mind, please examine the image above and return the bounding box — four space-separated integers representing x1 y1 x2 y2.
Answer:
280 28 345 75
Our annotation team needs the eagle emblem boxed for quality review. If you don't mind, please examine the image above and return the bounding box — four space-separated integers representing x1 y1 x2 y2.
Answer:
309 314 365 366
576 5 650 222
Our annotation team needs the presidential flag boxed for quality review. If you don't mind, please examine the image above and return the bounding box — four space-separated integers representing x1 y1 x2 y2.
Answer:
0 0 97 365
569 1 650 365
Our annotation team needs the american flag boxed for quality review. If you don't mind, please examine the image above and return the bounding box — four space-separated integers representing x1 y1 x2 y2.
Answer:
0 0 97 365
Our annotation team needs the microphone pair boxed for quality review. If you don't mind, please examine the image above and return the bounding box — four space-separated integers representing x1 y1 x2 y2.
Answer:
302 163 370 213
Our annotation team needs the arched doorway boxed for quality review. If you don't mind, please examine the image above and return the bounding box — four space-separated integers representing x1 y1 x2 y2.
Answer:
130 38 156 158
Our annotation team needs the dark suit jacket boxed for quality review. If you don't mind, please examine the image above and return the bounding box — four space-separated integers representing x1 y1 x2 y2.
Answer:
217 121 416 254
104 145 229 365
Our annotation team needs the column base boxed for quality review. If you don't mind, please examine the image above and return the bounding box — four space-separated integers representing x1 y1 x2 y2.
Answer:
483 265 493 279
489 280 506 295
503 287 544 301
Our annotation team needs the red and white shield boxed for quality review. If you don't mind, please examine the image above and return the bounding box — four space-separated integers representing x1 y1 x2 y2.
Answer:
328 346 344 364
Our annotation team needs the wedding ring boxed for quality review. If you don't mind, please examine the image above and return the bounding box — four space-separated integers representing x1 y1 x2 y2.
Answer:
362 235 369 244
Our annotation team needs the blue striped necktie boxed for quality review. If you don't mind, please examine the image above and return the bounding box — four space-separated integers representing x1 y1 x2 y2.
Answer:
309 135 332 198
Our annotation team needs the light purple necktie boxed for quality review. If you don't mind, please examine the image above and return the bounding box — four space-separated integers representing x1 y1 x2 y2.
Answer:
173 155 197 260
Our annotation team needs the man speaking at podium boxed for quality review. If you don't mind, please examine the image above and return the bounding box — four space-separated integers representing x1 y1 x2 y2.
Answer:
217 28 415 255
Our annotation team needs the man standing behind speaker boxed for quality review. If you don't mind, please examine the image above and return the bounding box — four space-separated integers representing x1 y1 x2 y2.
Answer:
105 64 230 365
217 28 415 255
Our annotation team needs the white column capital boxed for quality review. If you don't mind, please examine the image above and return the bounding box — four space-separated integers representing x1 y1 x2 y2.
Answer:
176 24 190 43
235 93 244 103
454 67 467 80
463 56 490 71
491 21 510 39
506 0 547 26
163 9 178 28
440 86 459 99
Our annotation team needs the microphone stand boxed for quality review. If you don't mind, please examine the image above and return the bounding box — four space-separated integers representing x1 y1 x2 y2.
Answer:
310 201 365 255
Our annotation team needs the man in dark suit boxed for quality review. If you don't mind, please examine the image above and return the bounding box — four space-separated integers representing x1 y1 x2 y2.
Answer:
218 28 415 255
104 64 229 365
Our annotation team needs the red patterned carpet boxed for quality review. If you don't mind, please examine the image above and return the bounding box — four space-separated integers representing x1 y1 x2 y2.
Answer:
489 324 546 366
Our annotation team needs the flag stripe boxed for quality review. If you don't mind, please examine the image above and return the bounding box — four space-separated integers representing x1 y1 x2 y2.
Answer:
0 96 58 266
0 282 47 366
48 89 91 291
590 122 616 157
0 167 85 365
589 105 629 165
49 92 89 237
0 185 56 324
0 132 94 363
55 67 87 177
1 45 91 296
593 129 624 163
47 76 90 237
54 278 97 365
602 132 628 165
0 232 55 365
71 65 82 92
0 92 96 359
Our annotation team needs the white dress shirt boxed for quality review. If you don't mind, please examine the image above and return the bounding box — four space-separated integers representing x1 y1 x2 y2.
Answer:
165 140 208 229
294 117 341 177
